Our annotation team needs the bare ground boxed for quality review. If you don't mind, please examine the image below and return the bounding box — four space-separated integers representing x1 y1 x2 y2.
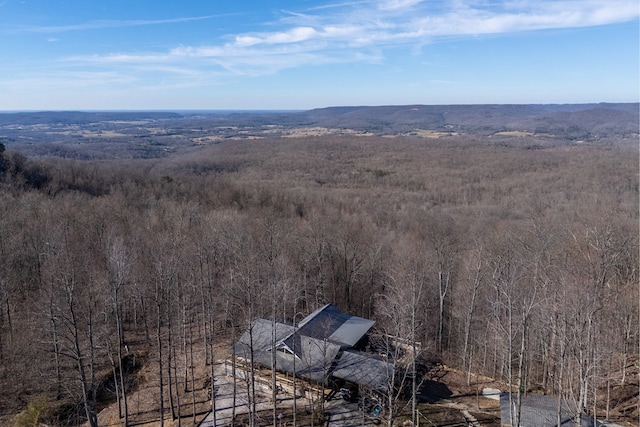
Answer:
85 341 639 427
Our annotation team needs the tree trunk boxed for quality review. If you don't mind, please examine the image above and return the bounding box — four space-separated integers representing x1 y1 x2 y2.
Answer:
190 320 197 424
116 307 128 425
272 280 278 427
108 345 121 423
69 291 98 427
157 297 165 427
49 294 62 401
167 309 177 421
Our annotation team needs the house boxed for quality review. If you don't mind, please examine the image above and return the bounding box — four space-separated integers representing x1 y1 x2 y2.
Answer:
499 393 595 427
233 303 392 392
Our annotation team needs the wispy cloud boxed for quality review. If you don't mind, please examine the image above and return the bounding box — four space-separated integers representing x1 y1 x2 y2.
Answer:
304 1 372 12
235 27 319 47
232 1 637 49
378 0 423 11
12 14 227 34
49 0 640 85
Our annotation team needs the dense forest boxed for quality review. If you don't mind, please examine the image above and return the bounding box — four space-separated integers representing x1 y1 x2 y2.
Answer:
0 113 638 426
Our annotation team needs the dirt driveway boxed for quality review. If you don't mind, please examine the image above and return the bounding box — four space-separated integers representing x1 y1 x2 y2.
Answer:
198 362 374 427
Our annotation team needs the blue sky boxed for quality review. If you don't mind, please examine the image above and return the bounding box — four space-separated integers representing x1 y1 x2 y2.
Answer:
0 0 638 110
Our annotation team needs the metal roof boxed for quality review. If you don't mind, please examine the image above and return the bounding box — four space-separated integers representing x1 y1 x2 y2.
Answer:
232 304 389 390
332 350 392 391
233 323 342 383
233 318 295 356
499 393 594 427
330 316 377 347
282 304 375 354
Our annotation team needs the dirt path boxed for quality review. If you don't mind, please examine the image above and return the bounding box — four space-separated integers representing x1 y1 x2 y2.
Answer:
460 409 480 426
324 399 369 427
199 364 317 427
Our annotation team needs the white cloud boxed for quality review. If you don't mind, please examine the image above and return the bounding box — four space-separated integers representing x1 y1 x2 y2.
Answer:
235 26 318 46
31 0 640 90
378 0 423 11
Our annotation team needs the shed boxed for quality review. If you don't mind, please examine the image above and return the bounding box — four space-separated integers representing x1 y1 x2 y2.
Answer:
499 393 594 427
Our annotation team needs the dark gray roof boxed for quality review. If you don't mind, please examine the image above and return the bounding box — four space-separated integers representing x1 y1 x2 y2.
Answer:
232 304 389 390
332 350 392 391
233 321 342 383
296 336 342 382
281 304 375 355
499 393 594 427
233 318 295 357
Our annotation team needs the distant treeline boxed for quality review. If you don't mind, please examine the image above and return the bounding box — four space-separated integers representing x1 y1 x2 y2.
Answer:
0 103 637 160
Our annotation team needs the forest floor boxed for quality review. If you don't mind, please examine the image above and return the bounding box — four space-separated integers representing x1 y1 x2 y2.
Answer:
69 333 637 427
4 331 634 427
91 335 508 427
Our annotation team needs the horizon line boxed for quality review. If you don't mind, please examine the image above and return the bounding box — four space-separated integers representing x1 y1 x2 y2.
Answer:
0 101 638 114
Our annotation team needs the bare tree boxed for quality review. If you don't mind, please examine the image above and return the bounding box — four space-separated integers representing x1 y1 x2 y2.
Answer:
458 237 487 384
419 213 461 355
376 244 427 427
488 226 543 427
106 235 130 424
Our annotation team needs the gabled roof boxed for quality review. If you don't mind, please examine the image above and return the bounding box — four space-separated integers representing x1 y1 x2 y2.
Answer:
232 304 390 390
234 327 343 383
233 319 294 359
296 336 342 382
281 304 375 356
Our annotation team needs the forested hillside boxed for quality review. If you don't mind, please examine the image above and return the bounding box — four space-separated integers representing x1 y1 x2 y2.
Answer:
2 104 637 161
0 125 638 425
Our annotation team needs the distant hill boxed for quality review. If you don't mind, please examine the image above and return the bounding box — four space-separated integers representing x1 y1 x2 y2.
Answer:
0 104 636 139
0 111 182 126
0 104 636 160
298 103 639 138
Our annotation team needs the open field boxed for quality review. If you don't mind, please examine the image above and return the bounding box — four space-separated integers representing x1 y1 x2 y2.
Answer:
1 104 637 159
